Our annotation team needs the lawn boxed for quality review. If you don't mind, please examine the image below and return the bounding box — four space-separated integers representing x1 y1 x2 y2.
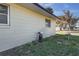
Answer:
0 34 79 56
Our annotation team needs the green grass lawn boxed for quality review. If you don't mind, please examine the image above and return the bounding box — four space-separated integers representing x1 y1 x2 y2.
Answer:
0 34 79 56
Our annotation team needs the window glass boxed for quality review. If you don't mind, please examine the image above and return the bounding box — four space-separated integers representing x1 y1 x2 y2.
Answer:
45 19 51 27
0 4 8 24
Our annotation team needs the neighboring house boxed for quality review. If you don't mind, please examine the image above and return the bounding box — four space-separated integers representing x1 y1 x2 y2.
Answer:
0 3 59 52
75 20 79 30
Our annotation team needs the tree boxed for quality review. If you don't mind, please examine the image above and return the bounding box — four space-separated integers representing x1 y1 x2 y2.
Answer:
56 10 79 31
63 10 73 23
62 10 73 30
56 16 67 31
45 7 53 14
63 10 79 30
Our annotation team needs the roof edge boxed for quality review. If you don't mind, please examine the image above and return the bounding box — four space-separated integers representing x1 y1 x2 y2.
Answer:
33 3 61 20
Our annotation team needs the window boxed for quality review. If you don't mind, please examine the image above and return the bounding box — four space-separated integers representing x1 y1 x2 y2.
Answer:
45 19 51 27
0 4 9 25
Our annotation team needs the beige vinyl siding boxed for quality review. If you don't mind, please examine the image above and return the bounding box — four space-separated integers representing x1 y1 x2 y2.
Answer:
0 4 56 52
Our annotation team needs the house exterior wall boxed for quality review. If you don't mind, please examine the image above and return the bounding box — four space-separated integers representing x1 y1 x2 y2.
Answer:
0 4 56 52
74 20 79 30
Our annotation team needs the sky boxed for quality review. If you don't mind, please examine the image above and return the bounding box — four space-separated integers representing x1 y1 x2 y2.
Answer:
39 3 79 17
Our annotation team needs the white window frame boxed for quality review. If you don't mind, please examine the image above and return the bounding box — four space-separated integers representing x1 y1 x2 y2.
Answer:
0 4 10 26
